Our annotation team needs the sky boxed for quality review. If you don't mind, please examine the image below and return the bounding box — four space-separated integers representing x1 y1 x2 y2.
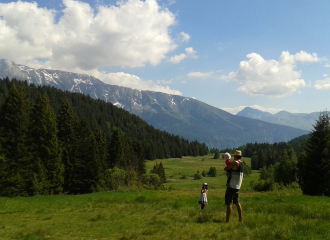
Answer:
1 0 330 114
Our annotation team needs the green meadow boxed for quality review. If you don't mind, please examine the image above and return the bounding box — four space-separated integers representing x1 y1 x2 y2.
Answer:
0 155 330 240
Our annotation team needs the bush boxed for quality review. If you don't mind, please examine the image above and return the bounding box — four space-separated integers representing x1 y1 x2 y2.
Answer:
140 173 161 187
201 170 207 177
194 171 202 180
252 179 281 191
181 174 187 179
213 150 220 159
208 167 217 177
111 167 126 190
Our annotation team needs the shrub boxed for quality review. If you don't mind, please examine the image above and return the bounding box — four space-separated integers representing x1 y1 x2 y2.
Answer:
208 167 217 177
201 170 207 177
252 179 281 191
213 150 220 159
110 167 126 190
194 172 202 180
140 173 161 187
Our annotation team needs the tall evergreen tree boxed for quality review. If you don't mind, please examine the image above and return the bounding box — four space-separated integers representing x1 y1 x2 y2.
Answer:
73 119 101 193
57 99 78 193
297 112 330 196
94 127 108 171
29 95 64 194
108 128 125 168
132 140 146 176
0 84 32 196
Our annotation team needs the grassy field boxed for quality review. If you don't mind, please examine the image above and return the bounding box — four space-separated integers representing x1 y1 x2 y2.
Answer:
0 155 329 239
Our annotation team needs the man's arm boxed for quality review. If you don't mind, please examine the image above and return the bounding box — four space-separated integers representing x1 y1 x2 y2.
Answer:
225 161 239 171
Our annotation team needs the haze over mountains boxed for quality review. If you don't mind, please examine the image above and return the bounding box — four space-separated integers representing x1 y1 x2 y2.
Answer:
0 59 309 149
236 107 320 131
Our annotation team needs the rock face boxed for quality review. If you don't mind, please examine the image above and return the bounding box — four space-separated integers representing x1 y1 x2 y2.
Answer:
0 59 309 149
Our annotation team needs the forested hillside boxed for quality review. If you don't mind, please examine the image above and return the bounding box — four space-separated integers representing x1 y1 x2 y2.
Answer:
0 78 208 159
0 78 208 196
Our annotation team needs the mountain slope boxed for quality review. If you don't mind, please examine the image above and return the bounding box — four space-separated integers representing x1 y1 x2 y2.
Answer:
0 59 308 149
237 107 320 131
236 107 273 119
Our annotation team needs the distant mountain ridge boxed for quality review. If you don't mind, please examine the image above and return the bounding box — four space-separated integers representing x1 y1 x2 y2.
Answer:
236 107 273 119
0 59 308 149
236 107 321 131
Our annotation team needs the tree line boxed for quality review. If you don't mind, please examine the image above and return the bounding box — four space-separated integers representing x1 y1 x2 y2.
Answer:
0 78 208 196
222 113 330 196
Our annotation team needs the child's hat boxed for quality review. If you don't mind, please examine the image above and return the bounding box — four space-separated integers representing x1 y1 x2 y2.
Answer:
203 183 208 186
224 152 231 160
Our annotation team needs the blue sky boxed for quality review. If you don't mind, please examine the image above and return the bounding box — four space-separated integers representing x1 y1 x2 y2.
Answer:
1 0 330 114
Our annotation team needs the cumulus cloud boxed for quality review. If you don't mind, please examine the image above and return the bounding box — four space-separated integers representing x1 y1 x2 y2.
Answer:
0 0 177 70
169 47 197 64
220 51 321 98
314 78 330 90
0 0 183 95
97 71 182 95
180 32 190 42
221 105 282 115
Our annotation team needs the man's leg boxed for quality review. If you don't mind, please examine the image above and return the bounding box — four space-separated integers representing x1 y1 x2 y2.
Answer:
226 205 232 223
235 203 242 222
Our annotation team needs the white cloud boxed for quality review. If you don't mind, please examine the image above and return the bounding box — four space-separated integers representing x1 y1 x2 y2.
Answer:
180 32 190 42
221 105 282 115
325 64 330 68
0 0 185 95
220 51 321 98
169 53 186 64
94 71 182 95
0 0 177 70
314 78 330 90
169 47 197 64
187 71 214 79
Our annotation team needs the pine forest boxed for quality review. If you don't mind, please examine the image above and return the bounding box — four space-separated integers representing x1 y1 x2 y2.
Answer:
0 78 208 196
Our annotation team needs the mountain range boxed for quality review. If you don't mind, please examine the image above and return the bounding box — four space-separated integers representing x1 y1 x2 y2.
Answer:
0 59 309 149
236 107 320 131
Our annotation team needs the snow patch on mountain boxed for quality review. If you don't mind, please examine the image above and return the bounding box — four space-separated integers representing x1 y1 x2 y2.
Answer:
113 102 124 108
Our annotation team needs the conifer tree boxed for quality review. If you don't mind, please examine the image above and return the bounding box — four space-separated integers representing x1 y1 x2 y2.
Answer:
108 128 125 168
297 112 330 196
132 140 146 175
57 99 78 193
151 162 166 183
73 119 101 193
29 95 64 194
94 127 108 171
0 84 32 196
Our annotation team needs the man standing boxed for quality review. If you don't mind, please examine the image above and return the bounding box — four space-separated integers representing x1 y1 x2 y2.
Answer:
224 150 244 222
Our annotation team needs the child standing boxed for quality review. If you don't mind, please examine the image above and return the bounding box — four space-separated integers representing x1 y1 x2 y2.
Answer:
198 183 208 210
224 152 231 186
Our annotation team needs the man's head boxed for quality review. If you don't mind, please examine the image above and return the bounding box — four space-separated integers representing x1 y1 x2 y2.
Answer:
233 150 242 160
